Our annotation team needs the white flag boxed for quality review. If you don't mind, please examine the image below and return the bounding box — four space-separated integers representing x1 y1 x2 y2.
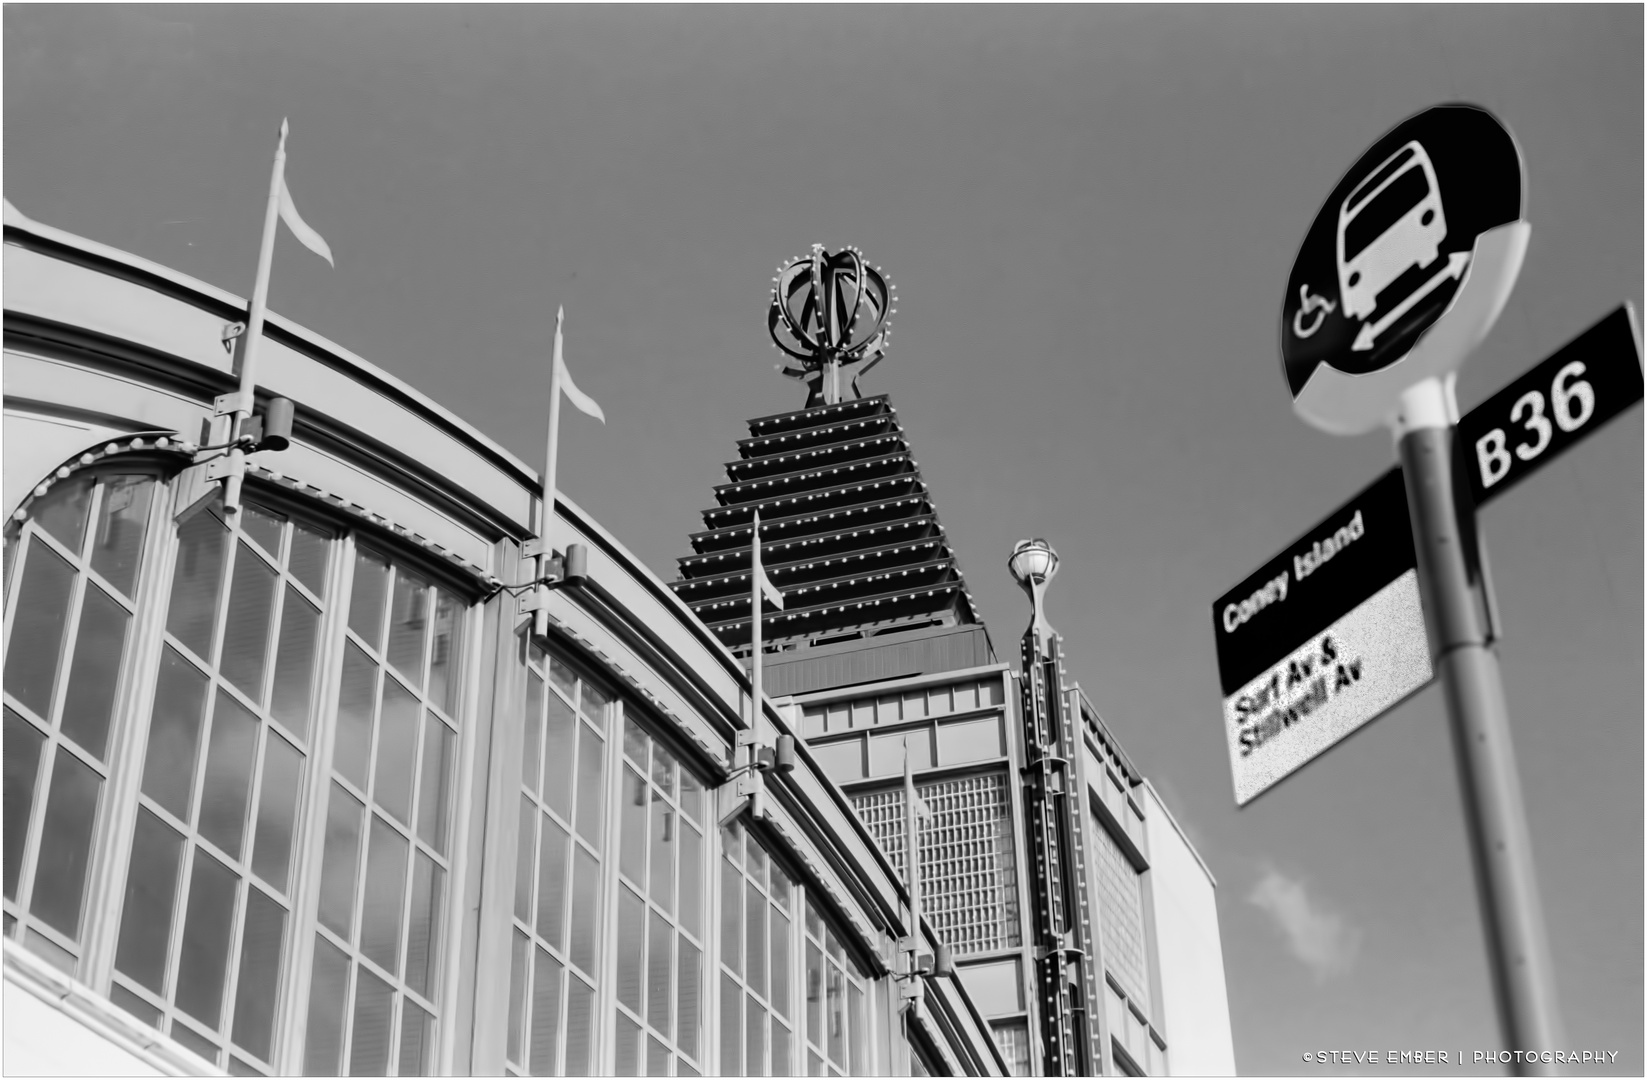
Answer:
903 736 932 820
278 174 334 267
751 510 783 610
554 309 606 423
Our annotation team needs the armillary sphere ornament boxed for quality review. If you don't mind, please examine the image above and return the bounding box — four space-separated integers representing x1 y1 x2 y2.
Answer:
768 244 896 407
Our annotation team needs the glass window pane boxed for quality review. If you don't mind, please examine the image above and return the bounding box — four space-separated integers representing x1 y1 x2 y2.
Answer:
808 1051 823 1076
720 972 742 1078
288 520 330 597
230 888 286 1061
168 508 229 660
270 588 320 740
399 1000 433 1077
200 691 259 860
34 474 92 553
623 716 648 770
318 784 364 939
680 770 703 824
876 695 900 725
304 937 351 1076
59 584 129 760
530 947 564 1075
619 766 647 888
826 966 844 1065
429 588 465 716
239 502 284 560
114 808 184 992
574 725 604 842
581 680 611 721
4 709 45 900
648 910 672 1035
110 983 162 1028
649 798 675 916
142 647 209 820
374 678 420 826
30 748 102 938
720 858 741 975
508 930 529 1066
89 475 154 597
747 839 767 887
616 886 644 1014
386 569 430 687
220 545 277 699
548 656 577 706
928 686 951 716
405 851 443 998
175 850 239 1029
773 1022 793 1077
746 882 767 1000
172 1021 221 1067
333 643 376 791
805 942 822 1042
348 549 390 652
902 690 927 721
360 815 408 975
543 693 576 821
536 816 570 951
679 822 702 938
5 540 76 718
772 909 791 1020
416 715 453 855
251 733 303 892
564 977 595 1077
678 939 702 1061
746 996 767 1077
514 797 536 925
347 967 394 1077
848 983 866 1075
568 845 600 976
954 682 978 713
614 1011 641 1076
648 1036 670 1078
522 673 543 796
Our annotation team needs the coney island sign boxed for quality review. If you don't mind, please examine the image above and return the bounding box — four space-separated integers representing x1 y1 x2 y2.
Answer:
1281 104 1526 434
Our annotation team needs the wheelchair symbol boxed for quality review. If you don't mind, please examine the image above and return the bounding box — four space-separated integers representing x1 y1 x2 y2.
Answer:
1292 284 1337 339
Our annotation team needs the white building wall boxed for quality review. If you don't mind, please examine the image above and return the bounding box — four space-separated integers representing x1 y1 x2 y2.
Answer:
1140 782 1237 1076
3 943 215 1076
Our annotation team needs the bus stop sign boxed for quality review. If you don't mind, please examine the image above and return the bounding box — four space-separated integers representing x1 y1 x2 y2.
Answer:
1282 104 1526 435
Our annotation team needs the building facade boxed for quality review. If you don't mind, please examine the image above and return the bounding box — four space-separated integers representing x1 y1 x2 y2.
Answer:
669 390 1236 1075
1 202 1007 1077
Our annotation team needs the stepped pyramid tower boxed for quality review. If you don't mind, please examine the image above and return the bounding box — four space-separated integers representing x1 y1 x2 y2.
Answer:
669 246 992 692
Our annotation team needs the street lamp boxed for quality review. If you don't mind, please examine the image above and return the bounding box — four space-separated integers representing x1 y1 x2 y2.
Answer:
1008 538 1059 655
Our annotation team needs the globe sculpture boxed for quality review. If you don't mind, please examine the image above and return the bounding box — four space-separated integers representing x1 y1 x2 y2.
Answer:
768 244 896 407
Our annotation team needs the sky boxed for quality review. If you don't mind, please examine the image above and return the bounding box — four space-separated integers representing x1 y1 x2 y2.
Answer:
5 6 1641 1075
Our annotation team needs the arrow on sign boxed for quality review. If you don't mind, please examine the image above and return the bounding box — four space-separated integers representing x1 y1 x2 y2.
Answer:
1352 250 1471 352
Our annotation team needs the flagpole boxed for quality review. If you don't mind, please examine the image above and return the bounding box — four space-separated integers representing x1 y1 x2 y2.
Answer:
751 508 764 732
535 307 566 638
224 118 290 517
903 734 922 942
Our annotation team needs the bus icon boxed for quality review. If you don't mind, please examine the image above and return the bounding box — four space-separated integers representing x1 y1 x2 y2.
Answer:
1336 141 1447 321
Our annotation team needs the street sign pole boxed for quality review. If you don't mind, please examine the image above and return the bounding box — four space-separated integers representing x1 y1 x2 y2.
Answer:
1393 378 1563 1074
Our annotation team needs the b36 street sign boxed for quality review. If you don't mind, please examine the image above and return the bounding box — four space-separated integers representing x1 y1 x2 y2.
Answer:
1460 303 1643 507
1212 469 1433 805
1216 303 1643 805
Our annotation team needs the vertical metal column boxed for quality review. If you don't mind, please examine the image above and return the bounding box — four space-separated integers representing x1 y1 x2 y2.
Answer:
1019 629 1102 1076
1396 379 1563 1075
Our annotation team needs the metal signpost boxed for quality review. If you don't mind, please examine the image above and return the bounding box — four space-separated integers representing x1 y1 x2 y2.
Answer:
1249 102 1595 1074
